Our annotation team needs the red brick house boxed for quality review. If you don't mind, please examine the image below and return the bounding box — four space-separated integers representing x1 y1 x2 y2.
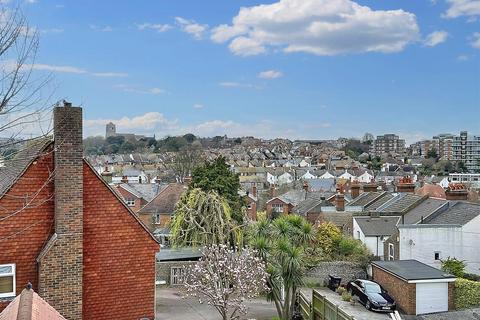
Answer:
0 103 159 320
113 183 166 213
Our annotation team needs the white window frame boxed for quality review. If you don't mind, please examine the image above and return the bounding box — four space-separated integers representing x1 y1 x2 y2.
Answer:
170 267 185 285
0 264 15 298
154 214 161 225
125 198 135 207
272 203 283 213
388 243 395 261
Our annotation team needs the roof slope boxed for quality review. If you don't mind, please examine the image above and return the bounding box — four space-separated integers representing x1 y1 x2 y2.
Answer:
138 183 186 214
118 183 167 202
425 201 480 225
355 216 400 236
403 197 447 224
377 193 425 213
0 287 66 320
373 260 455 281
347 192 385 208
0 138 53 197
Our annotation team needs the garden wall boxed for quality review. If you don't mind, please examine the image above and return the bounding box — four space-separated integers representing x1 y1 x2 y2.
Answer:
305 261 366 286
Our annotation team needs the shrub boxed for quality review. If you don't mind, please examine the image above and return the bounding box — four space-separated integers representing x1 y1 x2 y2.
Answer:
454 278 480 309
342 291 352 302
441 257 466 277
336 287 345 295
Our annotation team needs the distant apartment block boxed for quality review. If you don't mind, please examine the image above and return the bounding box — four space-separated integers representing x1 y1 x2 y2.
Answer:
412 133 454 160
449 173 480 188
453 131 480 172
371 134 406 157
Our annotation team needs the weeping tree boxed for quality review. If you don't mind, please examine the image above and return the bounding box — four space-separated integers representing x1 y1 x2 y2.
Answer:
248 215 316 320
171 188 244 247
184 244 268 320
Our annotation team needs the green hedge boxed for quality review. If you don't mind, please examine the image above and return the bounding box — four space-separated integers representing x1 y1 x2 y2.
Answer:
455 278 480 309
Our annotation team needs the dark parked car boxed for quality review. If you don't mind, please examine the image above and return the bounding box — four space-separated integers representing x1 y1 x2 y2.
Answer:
346 279 396 312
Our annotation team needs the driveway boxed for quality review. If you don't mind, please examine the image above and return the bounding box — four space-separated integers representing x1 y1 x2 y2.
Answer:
156 287 278 320
301 287 390 320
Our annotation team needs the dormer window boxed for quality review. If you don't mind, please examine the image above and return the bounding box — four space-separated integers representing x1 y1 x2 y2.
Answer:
0 264 15 298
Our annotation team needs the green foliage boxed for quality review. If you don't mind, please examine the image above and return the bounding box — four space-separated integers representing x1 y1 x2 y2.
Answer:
336 287 345 295
316 222 342 257
427 147 438 159
341 291 352 302
441 257 466 277
190 156 244 223
183 133 196 143
248 215 316 320
171 188 243 247
454 278 480 309
456 161 468 173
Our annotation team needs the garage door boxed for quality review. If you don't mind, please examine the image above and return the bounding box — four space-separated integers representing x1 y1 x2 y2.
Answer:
415 282 448 315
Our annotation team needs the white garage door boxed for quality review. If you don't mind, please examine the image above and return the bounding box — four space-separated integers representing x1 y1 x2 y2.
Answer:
415 282 448 315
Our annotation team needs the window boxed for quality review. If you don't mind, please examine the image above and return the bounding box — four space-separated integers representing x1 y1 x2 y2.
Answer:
0 264 15 298
272 203 284 213
154 214 161 225
170 267 185 285
356 231 361 239
388 243 395 261
434 252 441 260
126 198 135 207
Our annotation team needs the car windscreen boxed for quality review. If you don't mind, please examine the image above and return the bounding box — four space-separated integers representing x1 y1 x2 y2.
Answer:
364 283 382 294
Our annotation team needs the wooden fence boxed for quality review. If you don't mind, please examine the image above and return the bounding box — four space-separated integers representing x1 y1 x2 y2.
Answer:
299 289 356 320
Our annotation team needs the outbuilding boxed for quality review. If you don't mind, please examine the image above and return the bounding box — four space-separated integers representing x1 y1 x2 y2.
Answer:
372 260 456 315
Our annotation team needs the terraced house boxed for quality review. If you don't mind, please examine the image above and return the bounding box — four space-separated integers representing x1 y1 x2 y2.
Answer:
0 103 159 320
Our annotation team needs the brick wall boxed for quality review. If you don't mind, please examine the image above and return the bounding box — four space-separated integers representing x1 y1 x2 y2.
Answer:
0 147 55 311
383 231 400 261
266 199 290 217
372 266 416 315
38 105 83 320
83 163 159 320
138 213 170 231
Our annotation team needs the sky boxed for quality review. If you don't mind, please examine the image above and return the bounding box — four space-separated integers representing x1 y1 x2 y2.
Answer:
10 0 480 143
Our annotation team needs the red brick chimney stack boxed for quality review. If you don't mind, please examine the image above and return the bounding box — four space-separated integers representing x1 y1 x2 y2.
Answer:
252 185 257 198
351 180 361 199
335 193 345 211
445 183 468 200
397 176 415 193
38 101 83 320
363 178 378 192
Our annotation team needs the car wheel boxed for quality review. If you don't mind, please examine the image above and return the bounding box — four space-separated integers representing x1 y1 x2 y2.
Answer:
365 300 371 310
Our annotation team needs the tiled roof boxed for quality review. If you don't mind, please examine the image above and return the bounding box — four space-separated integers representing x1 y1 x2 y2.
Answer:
0 138 53 198
0 287 66 320
377 193 425 213
138 183 186 215
347 191 385 208
119 183 167 202
355 216 400 236
425 202 480 226
402 198 447 224
294 196 333 215
364 193 395 211
415 183 446 199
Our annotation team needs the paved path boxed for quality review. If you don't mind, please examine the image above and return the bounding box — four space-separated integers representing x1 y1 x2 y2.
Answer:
301 287 390 320
403 308 480 320
156 287 278 320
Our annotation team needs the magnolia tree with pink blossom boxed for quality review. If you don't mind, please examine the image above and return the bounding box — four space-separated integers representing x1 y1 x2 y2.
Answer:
184 245 269 320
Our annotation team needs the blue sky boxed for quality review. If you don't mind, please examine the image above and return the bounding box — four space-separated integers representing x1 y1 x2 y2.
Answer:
16 0 480 143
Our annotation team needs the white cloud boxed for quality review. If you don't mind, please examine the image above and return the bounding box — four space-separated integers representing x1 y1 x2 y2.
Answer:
55 4 64 8
424 30 448 47
175 17 208 40
10 62 128 77
470 32 480 49
443 0 480 19
30 63 87 74
85 112 180 137
114 84 166 95
90 24 113 32
193 104 204 109
137 23 172 33
211 0 420 56
258 70 283 79
457 54 470 61
40 28 64 34
91 72 128 78
85 112 333 139
219 81 257 88
25 0 37 3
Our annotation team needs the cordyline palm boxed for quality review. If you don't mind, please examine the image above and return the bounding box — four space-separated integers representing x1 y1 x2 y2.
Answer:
249 214 315 320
